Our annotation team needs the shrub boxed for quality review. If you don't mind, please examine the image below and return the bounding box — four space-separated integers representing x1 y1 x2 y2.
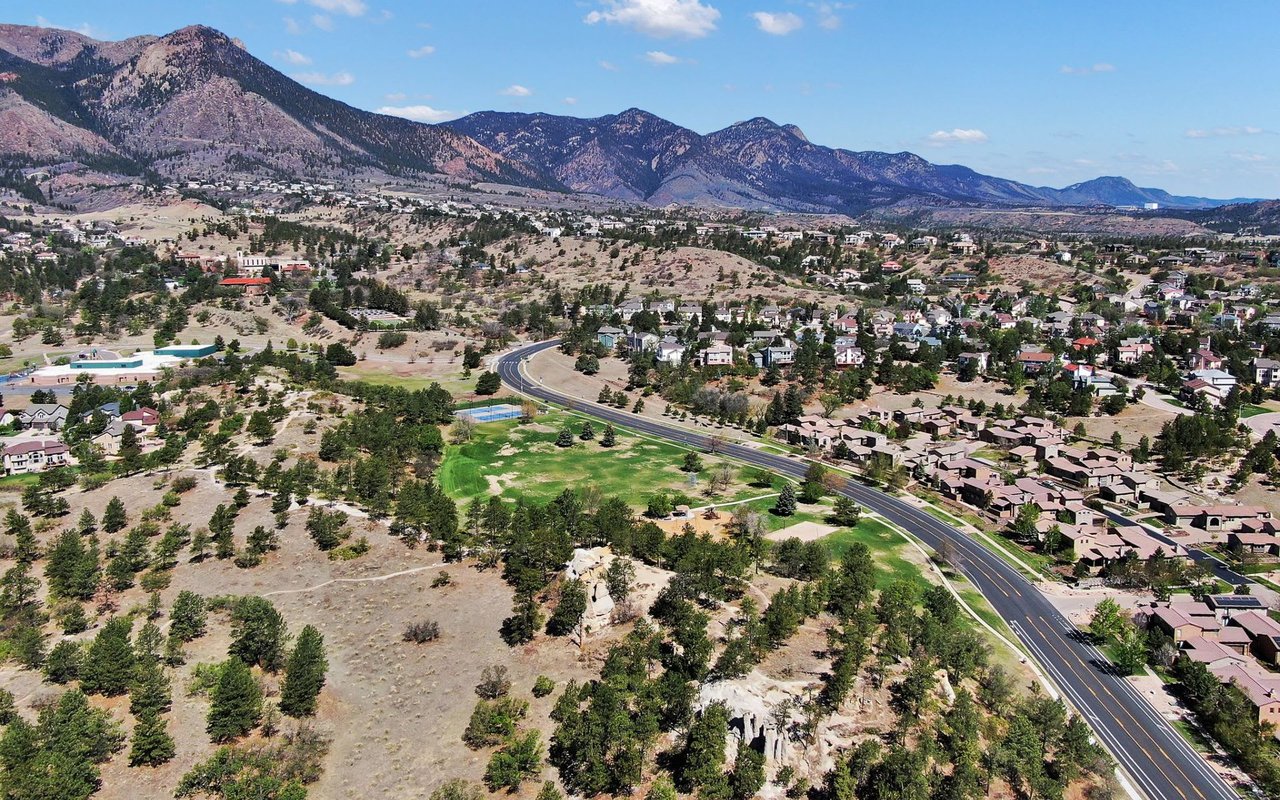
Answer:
328 536 370 561
172 476 199 493
377 331 408 349
475 665 511 699
462 696 529 748
532 675 555 698
403 621 440 644
431 571 452 588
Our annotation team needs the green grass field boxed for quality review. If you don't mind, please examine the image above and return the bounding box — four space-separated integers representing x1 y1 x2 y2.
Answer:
0 473 40 491
438 410 770 508
1239 404 1274 418
338 368 480 396
821 517 931 591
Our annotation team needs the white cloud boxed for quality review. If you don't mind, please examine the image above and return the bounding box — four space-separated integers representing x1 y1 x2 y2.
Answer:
644 50 681 65
34 15 104 38
813 2 845 29
563 97 579 105
1060 63 1116 75
307 0 367 15
599 60 620 71
293 70 355 86
751 11 803 35
927 128 989 145
311 14 334 30
500 84 533 96
1186 126 1265 139
584 0 720 39
1231 152 1269 163
283 17 302 34
407 44 436 58
275 49 312 65
376 105 459 123
384 92 407 102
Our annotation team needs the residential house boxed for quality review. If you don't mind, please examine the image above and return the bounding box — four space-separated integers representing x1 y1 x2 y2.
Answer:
1018 351 1055 374
219 277 272 296
19 404 68 432
1164 504 1271 532
2 440 70 475
655 340 686 365
122 407 161 432
700 344 734 367
625 331 660 352
596 327 624 350
1182 369 1237 407
835 345 865 368
1254 357 1280 388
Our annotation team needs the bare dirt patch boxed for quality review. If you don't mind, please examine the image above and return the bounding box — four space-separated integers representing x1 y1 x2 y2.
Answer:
766 520 838 543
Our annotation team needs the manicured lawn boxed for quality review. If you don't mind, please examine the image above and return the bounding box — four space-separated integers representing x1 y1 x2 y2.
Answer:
737 496 833 532
339 369 478 396
1239 404 1273 418
438 410 769 508
823 517 931 591
0 473 40 491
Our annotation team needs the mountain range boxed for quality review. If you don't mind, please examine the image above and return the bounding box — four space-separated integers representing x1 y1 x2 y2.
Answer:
0 22 1262 216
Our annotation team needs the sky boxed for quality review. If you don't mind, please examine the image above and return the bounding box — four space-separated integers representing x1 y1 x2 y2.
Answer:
22 0 1280 198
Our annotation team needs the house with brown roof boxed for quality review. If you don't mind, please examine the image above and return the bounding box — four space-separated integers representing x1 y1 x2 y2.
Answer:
1165 504 1271 532
1228 531 1280 557
1209 664 1280 731
1149 601 1222 644
2 440 70 475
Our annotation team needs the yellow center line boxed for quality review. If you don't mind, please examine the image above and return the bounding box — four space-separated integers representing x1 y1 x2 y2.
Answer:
1025 615 1201 800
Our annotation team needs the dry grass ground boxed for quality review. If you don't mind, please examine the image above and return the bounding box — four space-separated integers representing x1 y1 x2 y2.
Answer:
1063 402 1177 450
0 462 612 799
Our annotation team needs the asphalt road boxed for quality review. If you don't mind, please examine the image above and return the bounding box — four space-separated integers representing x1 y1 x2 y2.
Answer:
498 339 1241 800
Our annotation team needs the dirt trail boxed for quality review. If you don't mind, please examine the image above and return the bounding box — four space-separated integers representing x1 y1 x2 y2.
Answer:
262 563 448 597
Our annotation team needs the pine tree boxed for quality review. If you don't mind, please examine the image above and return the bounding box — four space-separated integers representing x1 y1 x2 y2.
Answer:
600 424 617 448
170 590 207 641
229 596 288 672
129 709 176 766
247 411 275 445
546 580 586 636
6 509 36 563
44 530 99 600
556 426 574 448
102 497 127 533
210 505 236 559
279 625 328 718
189 528 211 561
729 743 765 800
76 508 97 536
44 640 83 683
682 703 730 795
579 421 595 440
206 658 262 742
773 484 797 517
130 659 171 717
80 617 135 697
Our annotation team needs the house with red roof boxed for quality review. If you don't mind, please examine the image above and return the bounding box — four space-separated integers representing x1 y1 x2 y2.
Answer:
219 277 272 296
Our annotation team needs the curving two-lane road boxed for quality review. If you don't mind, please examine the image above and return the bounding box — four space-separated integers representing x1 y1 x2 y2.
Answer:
497 339 1240 800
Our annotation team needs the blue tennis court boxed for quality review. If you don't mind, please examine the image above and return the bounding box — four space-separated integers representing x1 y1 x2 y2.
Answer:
456 403 523 423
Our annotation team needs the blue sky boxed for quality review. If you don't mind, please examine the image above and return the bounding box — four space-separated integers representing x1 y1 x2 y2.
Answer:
25 0 1280 198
